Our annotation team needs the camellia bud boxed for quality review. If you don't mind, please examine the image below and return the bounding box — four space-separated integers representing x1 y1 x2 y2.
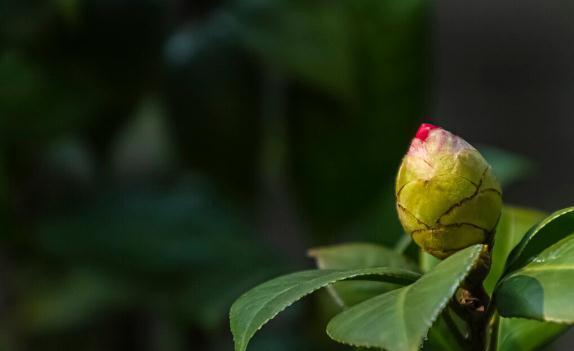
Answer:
396 123 502 259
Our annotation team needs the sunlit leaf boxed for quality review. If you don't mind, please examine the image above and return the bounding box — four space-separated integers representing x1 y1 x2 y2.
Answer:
504 207 574 274
326 245 484 351
308 242 417 271
484 208 568 350
495 315 567 351
309 242 417 307
484 206 546 294
230 267 419 351
495 233 574 323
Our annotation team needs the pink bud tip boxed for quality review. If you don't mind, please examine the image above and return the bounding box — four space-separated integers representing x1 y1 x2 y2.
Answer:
415 123 439 142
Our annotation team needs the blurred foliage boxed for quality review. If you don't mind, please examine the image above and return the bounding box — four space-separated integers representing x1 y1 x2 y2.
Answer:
479 145 536 187
0 0 442 349
165 0 428 236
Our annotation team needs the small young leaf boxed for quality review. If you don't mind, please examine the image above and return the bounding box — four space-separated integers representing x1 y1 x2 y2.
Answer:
229 267 419 351
504 206 574 274
326 245 484 351
495 233 574 323
484 206 546 294
309 243 418 306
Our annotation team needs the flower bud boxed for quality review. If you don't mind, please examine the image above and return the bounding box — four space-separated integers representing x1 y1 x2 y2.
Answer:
395 124 502 259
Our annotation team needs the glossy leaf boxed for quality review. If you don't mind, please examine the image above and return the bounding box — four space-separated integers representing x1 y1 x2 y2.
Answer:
230 268 419 351
326 245 484 351
495 316 567 351
484 206 546 293
485 209 567 350
309 243 418 307
504 207 574 274
495 233 574 323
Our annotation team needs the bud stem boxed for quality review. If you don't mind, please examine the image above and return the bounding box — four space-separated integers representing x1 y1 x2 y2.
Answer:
450 246 493 351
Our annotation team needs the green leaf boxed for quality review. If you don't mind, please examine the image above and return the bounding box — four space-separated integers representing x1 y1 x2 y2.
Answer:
326 245 484 351
229 267 419 351
504 207 574 274
309 245 464 351
420 250 440 273
484 206 546 294
479 146 535 187
494 233 574 323
485 208 567 350
422 311 465 351
495 316 567 351
309 243 418 307
308 243 417 271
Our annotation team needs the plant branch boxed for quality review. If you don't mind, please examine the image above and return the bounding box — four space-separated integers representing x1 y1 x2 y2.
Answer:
452 246 492 351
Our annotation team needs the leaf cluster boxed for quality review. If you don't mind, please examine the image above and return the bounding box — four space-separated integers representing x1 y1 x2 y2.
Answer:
231 206 574 350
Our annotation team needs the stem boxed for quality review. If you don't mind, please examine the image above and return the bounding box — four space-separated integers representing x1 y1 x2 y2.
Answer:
483 297 499 351
451 246 493 351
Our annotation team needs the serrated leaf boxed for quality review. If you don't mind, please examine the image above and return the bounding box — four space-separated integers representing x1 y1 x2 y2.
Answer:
326 245 484 351
494 233 574 323
229 267 419 351
504 207 574 274
484 206 546 294
309 243 418 307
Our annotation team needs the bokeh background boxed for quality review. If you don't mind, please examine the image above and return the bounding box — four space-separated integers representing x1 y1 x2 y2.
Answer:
1 0 573 350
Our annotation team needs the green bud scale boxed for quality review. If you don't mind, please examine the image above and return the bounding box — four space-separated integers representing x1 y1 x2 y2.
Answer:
395 124 502 259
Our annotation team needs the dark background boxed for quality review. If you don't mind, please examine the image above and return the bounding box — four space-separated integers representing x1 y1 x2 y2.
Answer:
435 0 574 214
0 0 573 350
